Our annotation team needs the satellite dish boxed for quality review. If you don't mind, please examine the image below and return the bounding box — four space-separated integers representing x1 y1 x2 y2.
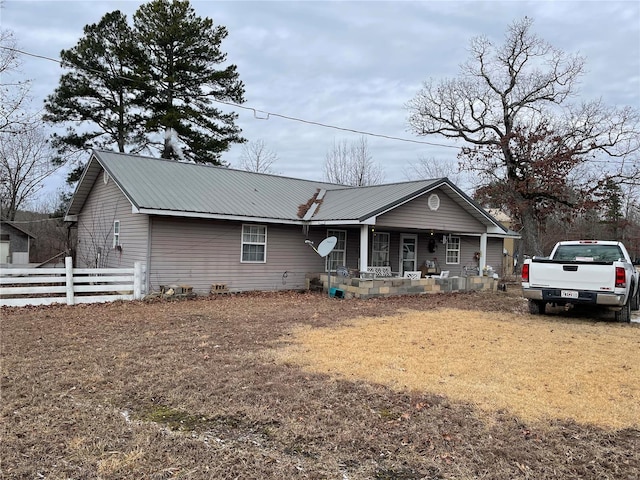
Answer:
316 236 337 257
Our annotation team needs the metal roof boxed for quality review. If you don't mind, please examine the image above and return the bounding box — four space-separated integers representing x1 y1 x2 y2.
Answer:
66 150 508 233
311 180 440 221
67 150 341 221
0 220 36 238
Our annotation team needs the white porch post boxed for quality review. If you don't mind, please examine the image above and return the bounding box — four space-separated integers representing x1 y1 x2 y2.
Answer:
65 256 74 305
360 225 369 273
479 233 487 275
133 262 143 300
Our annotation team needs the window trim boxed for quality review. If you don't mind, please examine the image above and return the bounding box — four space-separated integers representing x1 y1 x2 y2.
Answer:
371 232 390 267
325 229 347 272
113 220 120 248
445 236 461 264
240 224 267 263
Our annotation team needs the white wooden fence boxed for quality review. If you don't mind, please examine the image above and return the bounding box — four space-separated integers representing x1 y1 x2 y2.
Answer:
0 257 144 307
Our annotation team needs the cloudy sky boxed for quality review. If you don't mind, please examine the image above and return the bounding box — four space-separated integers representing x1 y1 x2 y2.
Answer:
2 0 639 196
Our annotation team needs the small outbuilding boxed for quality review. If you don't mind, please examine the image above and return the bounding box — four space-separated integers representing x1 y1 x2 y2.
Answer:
0 220 35 266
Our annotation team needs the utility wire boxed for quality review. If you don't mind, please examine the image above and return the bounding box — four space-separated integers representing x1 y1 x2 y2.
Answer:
210 98 460 148
3 216 65 223
2 45 637 164
1 45 458 149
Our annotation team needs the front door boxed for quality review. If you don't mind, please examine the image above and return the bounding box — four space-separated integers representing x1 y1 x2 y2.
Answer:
400 234 417 274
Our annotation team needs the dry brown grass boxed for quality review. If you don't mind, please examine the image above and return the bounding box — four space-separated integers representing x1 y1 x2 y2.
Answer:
2 290 639 479
277 308 640 429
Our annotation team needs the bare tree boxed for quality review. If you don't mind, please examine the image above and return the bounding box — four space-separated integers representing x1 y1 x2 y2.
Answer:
76 203 121 268
0 28 34 135
403 155 475 193
323 137 384 186
239 139 278 174
0 125 60 220
13 200 71 264
406 17 640 257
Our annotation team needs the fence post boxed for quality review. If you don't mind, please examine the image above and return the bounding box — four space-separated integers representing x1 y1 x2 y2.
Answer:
65 256 74 305
133 262 142 300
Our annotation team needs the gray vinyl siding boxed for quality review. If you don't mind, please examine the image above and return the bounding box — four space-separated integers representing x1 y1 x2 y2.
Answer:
376 188 485 233
1 223 30 253
149 217 327 294
427 236 504 277
369 234 502 277
76 169 148 269
306 229 505 277
486 237 508 276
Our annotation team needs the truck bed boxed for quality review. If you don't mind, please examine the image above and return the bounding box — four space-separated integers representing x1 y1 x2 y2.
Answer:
528 258 618 292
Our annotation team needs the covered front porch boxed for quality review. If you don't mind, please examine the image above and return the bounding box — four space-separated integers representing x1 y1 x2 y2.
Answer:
302 180 520 294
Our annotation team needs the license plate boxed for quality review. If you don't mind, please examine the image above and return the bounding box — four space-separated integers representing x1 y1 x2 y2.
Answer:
561 290 579 299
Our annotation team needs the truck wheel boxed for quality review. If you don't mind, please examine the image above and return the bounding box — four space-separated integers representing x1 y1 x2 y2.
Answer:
615 301 631 323
528 300 546 315
631 285 639 311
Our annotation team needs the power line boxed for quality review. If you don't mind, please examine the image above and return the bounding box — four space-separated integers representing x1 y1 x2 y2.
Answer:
2 45 638 164
0 45 461 149
213 98 463 147
4 217 65 224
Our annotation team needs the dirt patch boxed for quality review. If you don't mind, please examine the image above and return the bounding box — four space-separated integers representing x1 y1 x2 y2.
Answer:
277 308 640 429
2 290 639 479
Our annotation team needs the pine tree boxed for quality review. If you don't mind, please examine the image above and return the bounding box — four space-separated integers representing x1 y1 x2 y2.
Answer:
133 0 246 163
44 0 246 181
44 10 146 181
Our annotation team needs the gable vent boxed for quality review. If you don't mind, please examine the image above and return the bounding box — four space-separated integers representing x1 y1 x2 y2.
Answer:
428 193 440 211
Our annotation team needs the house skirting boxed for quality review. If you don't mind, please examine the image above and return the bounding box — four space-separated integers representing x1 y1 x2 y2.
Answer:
315 274 498 299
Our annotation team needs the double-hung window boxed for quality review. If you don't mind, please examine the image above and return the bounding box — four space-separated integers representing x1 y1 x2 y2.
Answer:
113 220 120 248
241 224 267 262
446 236 460 264
371 232 390 266
326 229 346 272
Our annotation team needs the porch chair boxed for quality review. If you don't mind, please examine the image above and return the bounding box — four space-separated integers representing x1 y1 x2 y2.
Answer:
439 270 450 278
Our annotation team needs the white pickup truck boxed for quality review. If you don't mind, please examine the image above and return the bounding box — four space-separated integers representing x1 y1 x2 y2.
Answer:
522 240 640 322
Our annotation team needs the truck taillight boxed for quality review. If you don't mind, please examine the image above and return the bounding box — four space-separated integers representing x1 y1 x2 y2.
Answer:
615 267 626 288
522 264 529 283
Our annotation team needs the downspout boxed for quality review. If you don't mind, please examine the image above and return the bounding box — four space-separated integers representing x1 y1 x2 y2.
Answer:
146 216 152 294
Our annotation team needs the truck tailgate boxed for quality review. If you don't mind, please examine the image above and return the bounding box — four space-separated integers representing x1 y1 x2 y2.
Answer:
529 261 617 291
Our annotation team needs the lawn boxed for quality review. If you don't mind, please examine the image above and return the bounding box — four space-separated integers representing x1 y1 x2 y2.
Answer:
1 290 639 479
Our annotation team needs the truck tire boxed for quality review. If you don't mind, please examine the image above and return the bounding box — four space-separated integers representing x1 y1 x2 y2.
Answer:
631 284 639 311
528 300 546 315
615 300 631 323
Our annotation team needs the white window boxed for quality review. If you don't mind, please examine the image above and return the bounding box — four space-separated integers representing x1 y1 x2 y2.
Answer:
371 232 390 266
113 220 120 248
446 236 460 264
326 229 346 272
241 224 267 262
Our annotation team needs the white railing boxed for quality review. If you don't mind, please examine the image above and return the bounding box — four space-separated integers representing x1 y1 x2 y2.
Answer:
0 257 145 307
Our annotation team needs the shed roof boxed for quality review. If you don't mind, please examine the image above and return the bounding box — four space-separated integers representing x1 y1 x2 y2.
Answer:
0 220 36 238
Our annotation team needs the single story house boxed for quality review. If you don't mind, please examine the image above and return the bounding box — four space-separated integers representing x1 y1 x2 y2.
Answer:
0 220 35 266
65 150 518 296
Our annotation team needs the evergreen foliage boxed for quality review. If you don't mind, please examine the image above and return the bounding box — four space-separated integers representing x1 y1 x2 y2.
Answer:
44 0 246 182
134 0 245 163
44 11 146 181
